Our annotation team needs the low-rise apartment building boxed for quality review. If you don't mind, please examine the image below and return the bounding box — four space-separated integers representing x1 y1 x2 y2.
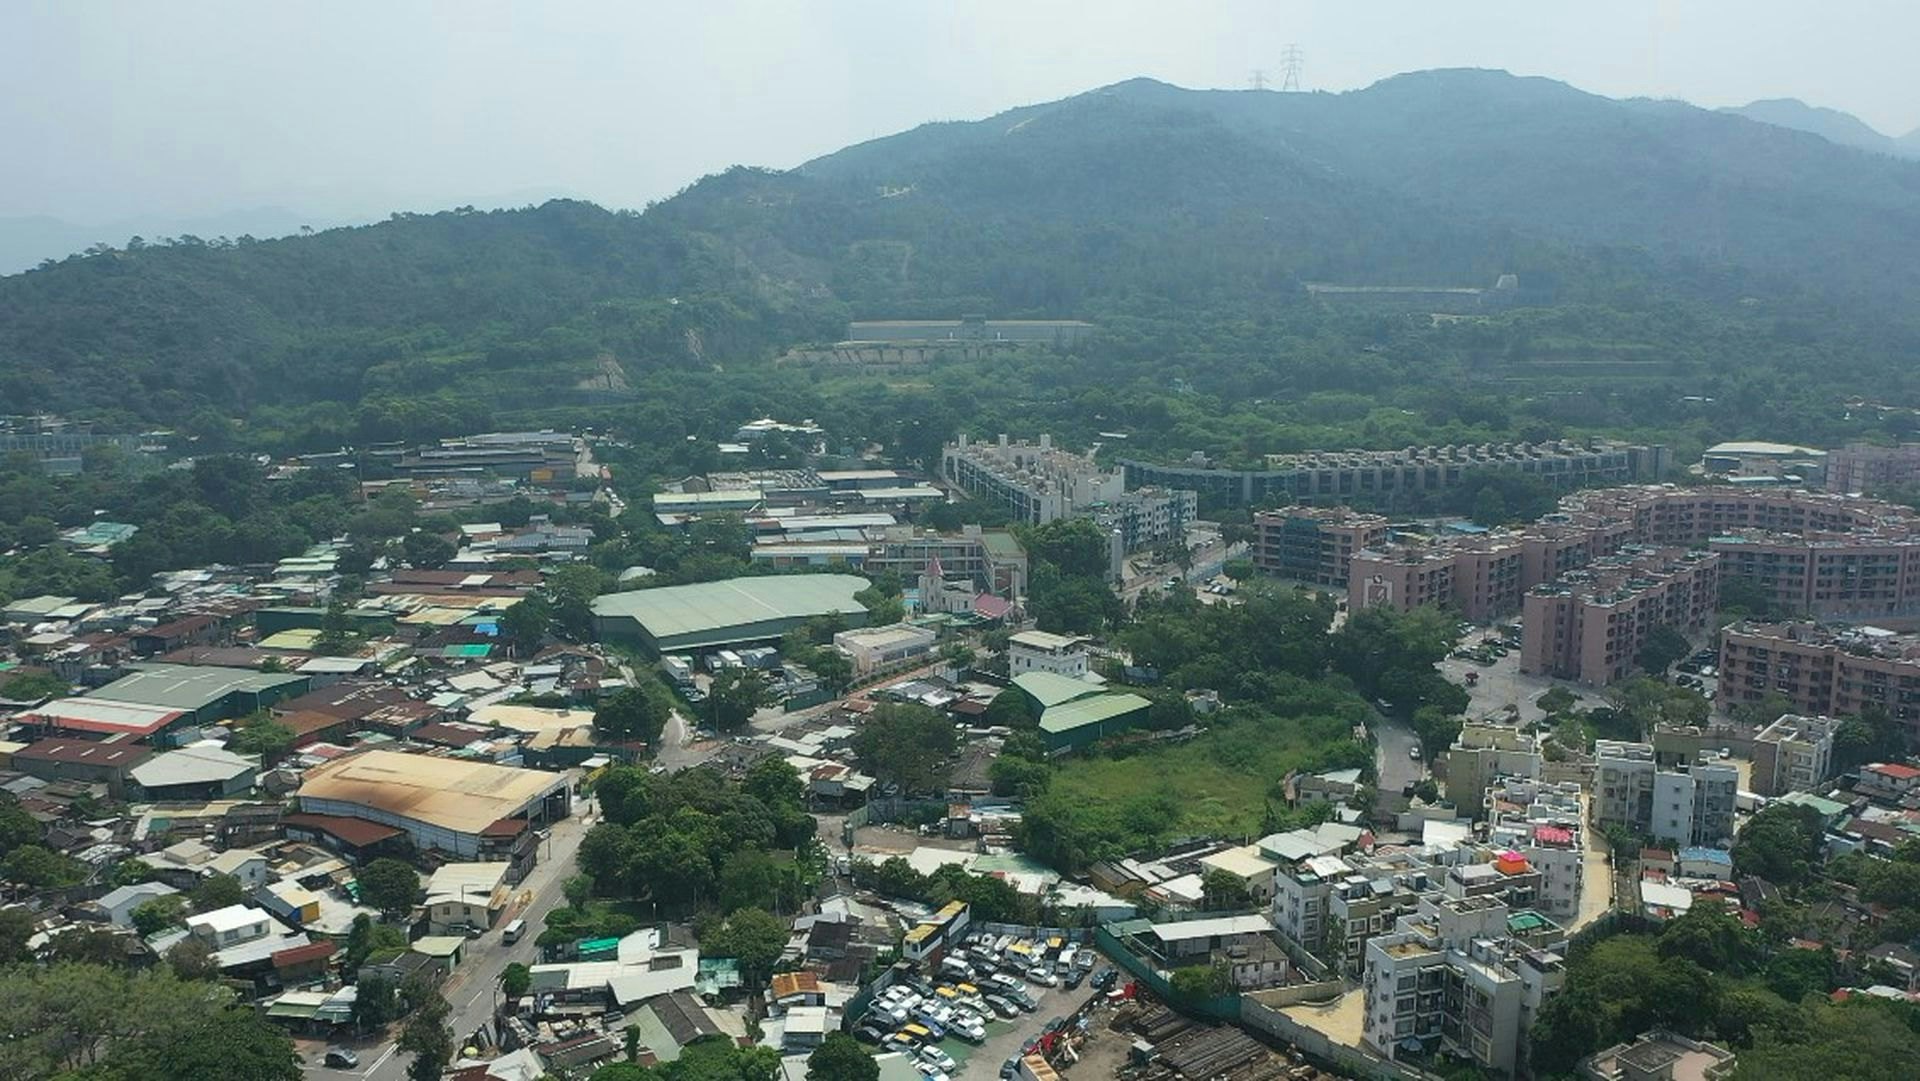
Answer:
1350 533 1527 622
1360 895 1567 1076
1486 778 1586 921
1006 630 1090 678
1520 548 1719 687
941 433 1124 524
1447 724 1543 811
1121 439 1667 508
1750 713 1839 797
1592 740 1737 847
832 623 938 677
1253 506 1390 587
1826 442 1920 495
1720 621 1920 745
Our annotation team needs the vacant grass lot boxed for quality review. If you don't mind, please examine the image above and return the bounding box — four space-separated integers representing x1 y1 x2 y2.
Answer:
1046 709 1358 842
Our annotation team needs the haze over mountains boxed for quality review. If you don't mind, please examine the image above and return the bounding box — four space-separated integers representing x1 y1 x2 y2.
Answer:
6 68 1920 420
1723 98 1920 160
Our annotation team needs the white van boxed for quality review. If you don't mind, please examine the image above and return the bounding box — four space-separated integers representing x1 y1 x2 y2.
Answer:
502 918 526 945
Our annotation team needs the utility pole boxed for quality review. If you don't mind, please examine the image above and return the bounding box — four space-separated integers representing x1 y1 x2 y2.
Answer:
1279 43 1305 92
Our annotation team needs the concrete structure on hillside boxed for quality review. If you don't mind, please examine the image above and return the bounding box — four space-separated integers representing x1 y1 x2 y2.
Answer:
395 430 577 482
295 750 569 873
1253 506 1390 587
1520 548 1720 687
1121 440 1668 509
1007 630 1090 678
1750 714 1839 797
590 574 870 654
1592 741 1737 848
847 318 1096 346
941 434 1124 525
1720 622 1920 745
1331 486 1920 637
859 526 1027 597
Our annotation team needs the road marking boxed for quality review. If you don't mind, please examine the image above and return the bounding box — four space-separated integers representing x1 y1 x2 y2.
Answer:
465 985 487 1010
365 1043 397 1076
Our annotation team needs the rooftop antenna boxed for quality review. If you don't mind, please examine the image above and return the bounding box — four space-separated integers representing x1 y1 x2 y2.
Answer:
1249 69 1269 91
1279 44 1305 92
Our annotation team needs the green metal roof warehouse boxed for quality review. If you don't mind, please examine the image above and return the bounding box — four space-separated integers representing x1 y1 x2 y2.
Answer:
591 574 871 654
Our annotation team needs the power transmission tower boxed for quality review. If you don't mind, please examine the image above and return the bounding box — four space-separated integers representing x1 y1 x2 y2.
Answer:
1279 44 1305 91
1249 69 1268 91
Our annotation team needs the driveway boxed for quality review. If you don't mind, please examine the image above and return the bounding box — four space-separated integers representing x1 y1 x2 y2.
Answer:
305 794 597 1080
1373 712 1426 797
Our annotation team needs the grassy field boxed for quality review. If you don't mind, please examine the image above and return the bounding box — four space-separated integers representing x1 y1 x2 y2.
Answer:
1047 709 1356 841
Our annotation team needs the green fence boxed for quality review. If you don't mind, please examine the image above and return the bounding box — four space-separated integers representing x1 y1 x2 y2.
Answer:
1092 923 1241 1022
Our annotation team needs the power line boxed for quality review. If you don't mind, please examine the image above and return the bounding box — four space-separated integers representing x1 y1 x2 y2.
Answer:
1279 44 1305 92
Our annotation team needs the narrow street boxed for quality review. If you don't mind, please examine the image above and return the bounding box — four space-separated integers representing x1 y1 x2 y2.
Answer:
1373 711 1426 798
306 794 597 1080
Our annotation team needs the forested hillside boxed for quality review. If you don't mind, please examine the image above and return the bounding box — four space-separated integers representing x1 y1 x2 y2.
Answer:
5 69 1920 463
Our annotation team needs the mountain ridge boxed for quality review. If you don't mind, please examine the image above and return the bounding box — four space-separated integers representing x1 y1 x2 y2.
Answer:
5 68 1920 424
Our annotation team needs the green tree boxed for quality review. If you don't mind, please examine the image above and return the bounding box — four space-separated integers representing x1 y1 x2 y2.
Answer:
1636 624 1691 675
3 844 84 888
1170 962 1232 1000
358 858 423 916
131 894 188 937
228 717 296 762
708 668 770 731
700 907 788 986
500 962 532 999
398 983 454 1081
807 1031 878 1081
849 702 956 794
353 972 402 1030
548 563 606 639
0 669 69 701
0 906 34 964
1732 804 1825 886
1200 868 1251 911
313 599 360 657
499 593 551 655
190 873 247 912
401 530 456 569
595 683 673 746
167 935 219 981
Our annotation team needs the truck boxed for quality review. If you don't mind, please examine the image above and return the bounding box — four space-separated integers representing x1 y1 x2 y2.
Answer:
661 656 695 686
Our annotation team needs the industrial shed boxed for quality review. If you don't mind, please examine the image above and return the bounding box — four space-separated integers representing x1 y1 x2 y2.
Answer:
589 574 870 654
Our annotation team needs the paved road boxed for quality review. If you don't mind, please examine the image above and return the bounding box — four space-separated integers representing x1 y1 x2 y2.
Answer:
1373 711 1426 798
307 796 596 1080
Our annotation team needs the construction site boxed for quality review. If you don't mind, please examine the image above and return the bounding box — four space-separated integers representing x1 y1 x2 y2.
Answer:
1023 983 1345 1081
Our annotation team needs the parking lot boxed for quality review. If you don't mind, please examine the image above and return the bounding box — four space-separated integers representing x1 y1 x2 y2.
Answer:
851 932 1115 1080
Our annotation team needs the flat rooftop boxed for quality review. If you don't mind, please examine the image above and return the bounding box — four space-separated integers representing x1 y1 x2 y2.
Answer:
296 749 566 835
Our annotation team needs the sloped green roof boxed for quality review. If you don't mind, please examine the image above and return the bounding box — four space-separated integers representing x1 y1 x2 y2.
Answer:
1013 671 1106 709
1040 692 1152 734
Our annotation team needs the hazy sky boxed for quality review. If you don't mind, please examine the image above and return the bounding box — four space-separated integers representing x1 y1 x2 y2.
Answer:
6 0 1918 225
